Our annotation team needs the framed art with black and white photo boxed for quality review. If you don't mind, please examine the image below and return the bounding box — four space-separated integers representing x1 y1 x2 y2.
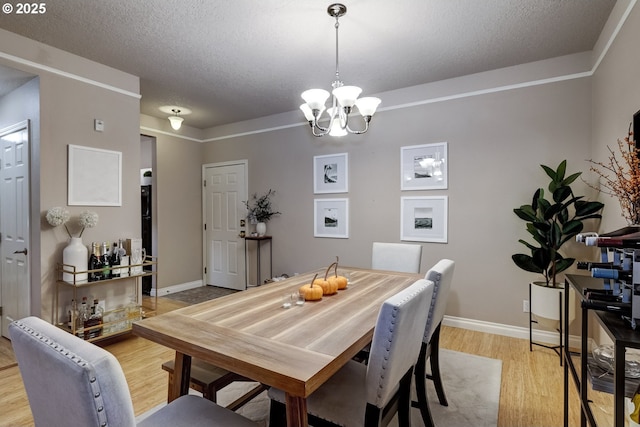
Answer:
401 142 447 190
314 153 348 194
314 198 349 238
401 196 448 243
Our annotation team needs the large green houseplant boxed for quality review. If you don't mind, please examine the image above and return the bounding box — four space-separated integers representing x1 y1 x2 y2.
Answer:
512 160 604 288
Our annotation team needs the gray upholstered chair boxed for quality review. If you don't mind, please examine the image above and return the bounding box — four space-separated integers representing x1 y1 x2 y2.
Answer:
268 278 435 427
371 242 422 273
413 259 456 427
9 316 257 427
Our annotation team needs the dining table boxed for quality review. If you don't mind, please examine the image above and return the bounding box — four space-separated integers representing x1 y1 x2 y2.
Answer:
132 266 422 427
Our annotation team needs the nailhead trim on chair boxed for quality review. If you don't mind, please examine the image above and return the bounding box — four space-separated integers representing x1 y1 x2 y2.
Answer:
423 271 442 341
13 320 109 427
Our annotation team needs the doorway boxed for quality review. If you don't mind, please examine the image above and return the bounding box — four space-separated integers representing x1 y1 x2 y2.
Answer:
0 121 31 338
203 161 248 290
140 134 157 295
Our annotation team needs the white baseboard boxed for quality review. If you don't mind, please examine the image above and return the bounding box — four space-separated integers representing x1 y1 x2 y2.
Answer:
150 280 203 297
443 315 593 351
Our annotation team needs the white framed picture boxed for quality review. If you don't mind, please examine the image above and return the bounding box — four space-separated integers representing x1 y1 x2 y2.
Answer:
401 196 448 243
314 198 349 238
68 145 122 206
401 142 448 190
313 153 348 194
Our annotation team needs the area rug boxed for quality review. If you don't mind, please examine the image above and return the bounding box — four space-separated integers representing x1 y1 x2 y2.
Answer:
162 285 238 305
140 349 501 427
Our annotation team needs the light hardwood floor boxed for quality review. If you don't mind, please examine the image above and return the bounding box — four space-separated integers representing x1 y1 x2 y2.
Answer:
0 297 613 427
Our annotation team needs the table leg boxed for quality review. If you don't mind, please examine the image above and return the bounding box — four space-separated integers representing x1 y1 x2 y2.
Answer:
614 342 625 427
285 393 308 427
257 241 261 285
169 352 192 402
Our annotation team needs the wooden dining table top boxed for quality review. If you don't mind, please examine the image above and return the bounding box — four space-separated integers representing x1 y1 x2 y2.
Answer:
133 266 421 425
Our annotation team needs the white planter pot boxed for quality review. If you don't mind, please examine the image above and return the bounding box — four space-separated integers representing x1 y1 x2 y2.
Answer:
256 222 267 237
530 281 575 330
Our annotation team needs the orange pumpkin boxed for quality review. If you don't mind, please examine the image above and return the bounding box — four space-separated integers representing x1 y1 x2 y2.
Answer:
299 274 323 301
328 256 348 290
317 262 339 295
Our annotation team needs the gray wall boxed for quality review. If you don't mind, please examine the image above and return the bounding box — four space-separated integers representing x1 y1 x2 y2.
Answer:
0 29 141 322
201 61 595 329
592 3 640 232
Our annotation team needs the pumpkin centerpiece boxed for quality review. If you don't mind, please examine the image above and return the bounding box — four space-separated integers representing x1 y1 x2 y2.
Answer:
316 261 340 295
327 256 348 290
299 274 323 301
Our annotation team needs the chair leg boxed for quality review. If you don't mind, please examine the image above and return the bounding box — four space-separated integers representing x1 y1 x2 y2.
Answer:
203 384 217 402
269 399 288 427
396 368 413 427
166 372 174 403
414 343 436 427
429 324 448 406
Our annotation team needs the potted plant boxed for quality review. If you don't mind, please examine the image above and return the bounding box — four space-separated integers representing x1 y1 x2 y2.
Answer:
512 160 604 326
243 189 281 236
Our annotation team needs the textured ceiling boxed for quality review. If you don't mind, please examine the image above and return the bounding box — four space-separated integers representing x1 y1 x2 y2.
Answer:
0 0 616 129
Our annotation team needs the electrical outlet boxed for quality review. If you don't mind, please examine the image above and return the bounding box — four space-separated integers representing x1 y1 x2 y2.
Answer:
523 300 530 313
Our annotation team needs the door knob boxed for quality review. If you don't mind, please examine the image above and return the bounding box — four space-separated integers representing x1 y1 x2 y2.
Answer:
13 248 28 255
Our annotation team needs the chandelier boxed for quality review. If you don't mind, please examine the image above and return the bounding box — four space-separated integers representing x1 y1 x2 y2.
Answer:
299 3 381 137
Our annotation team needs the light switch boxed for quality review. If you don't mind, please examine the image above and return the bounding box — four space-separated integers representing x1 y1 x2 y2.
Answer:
94 119 104 132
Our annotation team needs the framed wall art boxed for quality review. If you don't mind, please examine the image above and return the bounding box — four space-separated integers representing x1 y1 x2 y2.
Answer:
68 144 122 206
314 198 349 238
314 153 348 194
401 196 448 243
401 142 448 190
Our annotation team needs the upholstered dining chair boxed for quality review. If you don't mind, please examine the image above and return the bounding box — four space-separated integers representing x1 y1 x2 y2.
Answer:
413 259 456 427
371 242 422 273
268 278 434 427
9 316 258 427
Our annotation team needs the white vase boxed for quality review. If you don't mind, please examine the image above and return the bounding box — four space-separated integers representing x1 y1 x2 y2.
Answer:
63 237 88 283
256 222 267 237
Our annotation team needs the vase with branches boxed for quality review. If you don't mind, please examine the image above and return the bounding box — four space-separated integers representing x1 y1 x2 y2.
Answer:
586 125 640 225
243 189 281 236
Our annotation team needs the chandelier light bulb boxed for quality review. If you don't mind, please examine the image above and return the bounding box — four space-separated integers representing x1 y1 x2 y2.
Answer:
299 104 316 121
168 115 183 130
332 86 362 108
327 107 347 137
301 89 330 111
355 97 382 117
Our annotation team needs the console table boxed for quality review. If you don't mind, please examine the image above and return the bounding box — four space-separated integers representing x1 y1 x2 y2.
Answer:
244 236 272 287
563 274 640 427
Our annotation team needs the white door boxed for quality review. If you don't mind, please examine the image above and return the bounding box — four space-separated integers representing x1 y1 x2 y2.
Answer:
203 162 247 290
0 120 30 338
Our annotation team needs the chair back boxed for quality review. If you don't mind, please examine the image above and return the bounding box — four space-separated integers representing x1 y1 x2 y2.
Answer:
365 279 434 408
423 259 455 343
371 242 422 273
9 316 137 427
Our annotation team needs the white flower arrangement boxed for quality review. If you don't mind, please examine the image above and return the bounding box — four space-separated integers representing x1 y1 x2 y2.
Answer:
78 210 99 237
45 207 98 238
46 207 71 237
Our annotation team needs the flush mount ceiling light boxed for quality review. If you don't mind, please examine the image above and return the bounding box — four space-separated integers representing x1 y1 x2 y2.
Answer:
300 3 381 137
159 106 192 131
168 109 183 130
